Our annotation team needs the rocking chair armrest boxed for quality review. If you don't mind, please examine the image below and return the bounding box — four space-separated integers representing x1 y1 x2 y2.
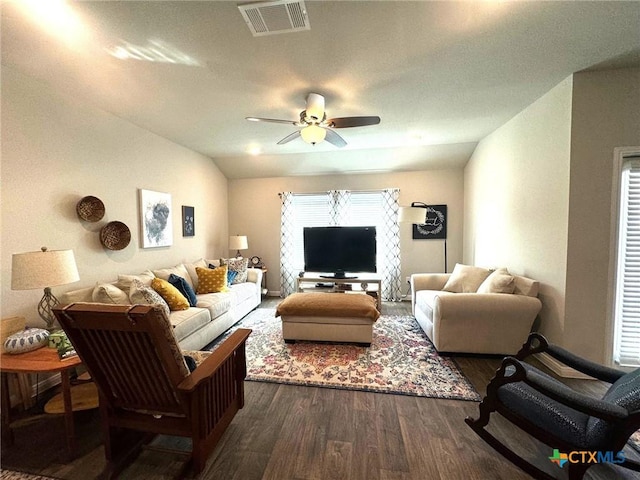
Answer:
544 344 625 384
178 328 251 393
518 361 629 422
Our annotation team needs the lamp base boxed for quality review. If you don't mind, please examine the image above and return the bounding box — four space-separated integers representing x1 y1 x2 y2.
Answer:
38 287 59 331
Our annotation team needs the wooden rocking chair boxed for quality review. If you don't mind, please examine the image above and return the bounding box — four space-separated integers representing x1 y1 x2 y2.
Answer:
53 303 251 478
466 332 640 480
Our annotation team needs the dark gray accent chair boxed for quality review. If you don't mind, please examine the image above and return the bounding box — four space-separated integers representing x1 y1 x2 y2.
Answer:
466 333 640 480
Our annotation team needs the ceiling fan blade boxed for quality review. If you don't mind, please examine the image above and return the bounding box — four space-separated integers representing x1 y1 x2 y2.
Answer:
324 129 347 148
277 130 301 145
246 117 298 125
327 116 381 128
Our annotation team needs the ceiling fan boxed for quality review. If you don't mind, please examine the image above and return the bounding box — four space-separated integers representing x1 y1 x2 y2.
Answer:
246 93 380 148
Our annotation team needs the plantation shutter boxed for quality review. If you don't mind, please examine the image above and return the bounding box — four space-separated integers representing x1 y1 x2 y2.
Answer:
614 159 640 367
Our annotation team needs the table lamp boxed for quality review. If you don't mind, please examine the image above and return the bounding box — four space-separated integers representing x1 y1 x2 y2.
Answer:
229 235 248 258
398 203 448 273
11 247 80 330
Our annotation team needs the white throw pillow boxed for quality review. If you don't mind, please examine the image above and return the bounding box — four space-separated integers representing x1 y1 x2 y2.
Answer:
184 258 208 290
477 268 515 294
92 283 130 304
116 270 155 291
442 264 491 293
153 264 194 289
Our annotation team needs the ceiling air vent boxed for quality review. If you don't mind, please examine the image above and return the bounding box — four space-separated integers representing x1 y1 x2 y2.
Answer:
238 0 310 37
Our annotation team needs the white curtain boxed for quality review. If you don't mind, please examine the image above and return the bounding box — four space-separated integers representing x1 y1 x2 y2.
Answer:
279 192 297 297
279 189 402 301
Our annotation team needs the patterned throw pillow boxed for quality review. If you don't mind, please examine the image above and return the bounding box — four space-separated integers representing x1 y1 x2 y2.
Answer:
196 266 230 294
129 279 171 317
151 278 190 311
168 274 197 307
221 257 248 284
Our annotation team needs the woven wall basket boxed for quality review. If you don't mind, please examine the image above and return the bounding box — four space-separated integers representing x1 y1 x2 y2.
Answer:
76 196 105 222
100 221 131 250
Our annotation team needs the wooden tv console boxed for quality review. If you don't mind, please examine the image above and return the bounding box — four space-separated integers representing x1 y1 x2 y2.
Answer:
296 274 382 310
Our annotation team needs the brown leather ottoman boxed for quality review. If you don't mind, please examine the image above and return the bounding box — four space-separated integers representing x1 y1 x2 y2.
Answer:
275 292 380 346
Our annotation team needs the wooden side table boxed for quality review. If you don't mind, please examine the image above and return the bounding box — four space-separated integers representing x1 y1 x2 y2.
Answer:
1 347 84 458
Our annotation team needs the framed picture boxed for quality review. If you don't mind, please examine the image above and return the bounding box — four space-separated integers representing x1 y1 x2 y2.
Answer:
182 205 195 237
139 189 173 248
412 204 447 240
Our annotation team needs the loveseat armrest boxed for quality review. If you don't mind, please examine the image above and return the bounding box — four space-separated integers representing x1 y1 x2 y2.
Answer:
410 274 450 314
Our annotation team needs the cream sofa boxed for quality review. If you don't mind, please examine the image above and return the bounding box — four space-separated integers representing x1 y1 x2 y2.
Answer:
61 258 263 351
410 264 542 355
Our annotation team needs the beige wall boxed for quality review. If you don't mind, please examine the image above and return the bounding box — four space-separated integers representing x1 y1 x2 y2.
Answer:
228 170 464 295
1 67 229 328
464 68 640 364
463 76 573 347
564 68 640 362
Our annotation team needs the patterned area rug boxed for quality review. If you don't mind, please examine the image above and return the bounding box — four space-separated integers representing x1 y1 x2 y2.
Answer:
210 308 481 401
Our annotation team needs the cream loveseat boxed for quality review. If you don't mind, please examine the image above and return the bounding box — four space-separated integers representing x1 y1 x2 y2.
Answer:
61 258 262 351
411 264 542 355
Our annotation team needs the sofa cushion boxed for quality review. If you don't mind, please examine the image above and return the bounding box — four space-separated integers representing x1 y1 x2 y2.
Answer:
442 264 491 293
477 268 515 294
153 264 194 290
92 283 129 304
168 274 197 307
117 270 155 290
129 279 170 317
196 266 230 294
221 257 249 284
230 282 256 304
196 292 233 319
169 307 211 343
151 278 190 311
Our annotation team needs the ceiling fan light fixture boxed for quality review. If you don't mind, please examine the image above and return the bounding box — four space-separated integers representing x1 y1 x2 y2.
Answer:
300 125 326 145
305 93 325 122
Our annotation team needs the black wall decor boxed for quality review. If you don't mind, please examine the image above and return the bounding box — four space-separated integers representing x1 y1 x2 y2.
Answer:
182 205 195 237
412 204 447 240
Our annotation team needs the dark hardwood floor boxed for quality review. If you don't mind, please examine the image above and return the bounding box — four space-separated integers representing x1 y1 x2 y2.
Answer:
6 299 639 480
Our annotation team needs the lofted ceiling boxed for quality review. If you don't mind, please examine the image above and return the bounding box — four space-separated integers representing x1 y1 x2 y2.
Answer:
2 1 640 179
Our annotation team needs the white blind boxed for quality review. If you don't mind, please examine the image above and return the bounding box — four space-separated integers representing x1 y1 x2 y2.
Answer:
614 160 640 367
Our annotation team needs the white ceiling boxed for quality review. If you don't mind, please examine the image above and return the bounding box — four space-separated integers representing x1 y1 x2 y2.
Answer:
2 1 640 179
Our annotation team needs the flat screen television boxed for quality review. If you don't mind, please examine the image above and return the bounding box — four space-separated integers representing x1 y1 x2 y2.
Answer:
303 226 376 279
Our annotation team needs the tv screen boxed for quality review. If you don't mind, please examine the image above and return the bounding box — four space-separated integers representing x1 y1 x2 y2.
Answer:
303 226 376 278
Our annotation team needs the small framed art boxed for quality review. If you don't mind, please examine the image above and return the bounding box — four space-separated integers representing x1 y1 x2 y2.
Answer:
182 205 195 237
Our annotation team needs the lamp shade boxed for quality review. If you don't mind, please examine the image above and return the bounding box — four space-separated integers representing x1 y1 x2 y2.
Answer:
398 206 427 224
12 248 80 290
229 235 248 251
300 125 326 145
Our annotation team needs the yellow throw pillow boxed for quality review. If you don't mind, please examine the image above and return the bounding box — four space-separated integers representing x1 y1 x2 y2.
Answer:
151 278 190 311
196 266 229 294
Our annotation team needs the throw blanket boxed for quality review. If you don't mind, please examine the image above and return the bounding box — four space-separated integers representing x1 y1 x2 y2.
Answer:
276 292 380 321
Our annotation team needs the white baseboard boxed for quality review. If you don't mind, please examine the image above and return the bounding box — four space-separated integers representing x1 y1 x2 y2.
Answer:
535 352 594 379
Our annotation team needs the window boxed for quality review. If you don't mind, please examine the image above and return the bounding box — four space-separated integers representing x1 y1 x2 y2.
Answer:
613 157 640 368
279 190 402 300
